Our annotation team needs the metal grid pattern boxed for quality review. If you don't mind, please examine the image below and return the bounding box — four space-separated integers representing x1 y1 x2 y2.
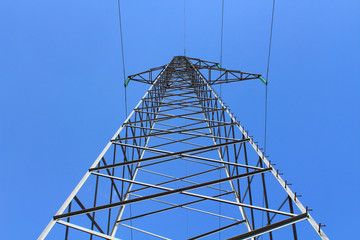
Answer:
39 56 328 240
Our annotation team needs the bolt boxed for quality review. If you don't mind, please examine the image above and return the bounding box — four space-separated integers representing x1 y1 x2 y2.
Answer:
294 192 302 201
318 223 326 233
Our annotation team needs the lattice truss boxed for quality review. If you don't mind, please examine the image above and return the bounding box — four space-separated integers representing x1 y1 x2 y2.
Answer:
39 56 328 240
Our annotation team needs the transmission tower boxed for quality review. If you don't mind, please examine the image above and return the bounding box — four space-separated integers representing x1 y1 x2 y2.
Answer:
39 56 328 240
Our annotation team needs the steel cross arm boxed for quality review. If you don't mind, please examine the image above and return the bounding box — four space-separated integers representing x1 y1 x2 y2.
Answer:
113 141 263 171
124 107 225 125
127 192 239 223
226 213 309 240
118 122 236 141
191 63 262 85
147 110 233 125
136 109 233 124
150 134 206 148
132 167 231 194
91 139 249 171
135 100 202 111
138 154 220 169
121 173 296 217
155 90 196 97
143 97 198 105
125 119 231 138
186 57 219 68
54 168 272 219
162 90 212 97
137 101 221 111
165 86 195 92
142 96 199 107
136 105 222 115
127 65 167 84
150 130 209 148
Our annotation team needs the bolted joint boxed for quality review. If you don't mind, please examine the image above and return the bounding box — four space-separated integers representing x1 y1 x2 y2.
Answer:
269 160 276 166
294 192 302 201
318 222 326 233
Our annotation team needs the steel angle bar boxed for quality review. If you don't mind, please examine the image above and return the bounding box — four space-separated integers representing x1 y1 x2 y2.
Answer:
128 193 242 222
136 101 201 111
115 139 246 157
140 110 237 127
119 223 171 240
73 196 104 233
188 221 246 240
134 167 231 193
186 57 219 68
57 221 121 240
268 197 290 224
120 192 233 223
178 153 264 171
139 155 220 169
92 139 249 171
124 108 225 125
163 91 198 97
121 172 295 218
138 156 186 169
226 213 308 240
150 134 206 148
116 123 237 142
54 168 272 219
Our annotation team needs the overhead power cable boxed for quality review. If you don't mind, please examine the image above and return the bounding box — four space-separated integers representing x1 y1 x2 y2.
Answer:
116 0 132 239
264 0 276 155
261 1 276 239
219 0 224 97
117 0 127 118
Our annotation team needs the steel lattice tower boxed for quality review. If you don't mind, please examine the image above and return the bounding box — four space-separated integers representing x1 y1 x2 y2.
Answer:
39 56 328 240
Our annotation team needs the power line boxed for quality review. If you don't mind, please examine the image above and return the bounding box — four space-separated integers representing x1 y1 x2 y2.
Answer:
261 1 276 238
264 0 276 155
116 0 132 239
117 0 127 118
219 0 224 97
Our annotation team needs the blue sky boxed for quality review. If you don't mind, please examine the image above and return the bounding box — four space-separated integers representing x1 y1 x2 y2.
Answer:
1 0 359 239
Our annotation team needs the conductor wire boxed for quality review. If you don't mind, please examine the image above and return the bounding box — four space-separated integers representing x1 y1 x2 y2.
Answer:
220 0 224 97
261 1 276 239
116 0 132 239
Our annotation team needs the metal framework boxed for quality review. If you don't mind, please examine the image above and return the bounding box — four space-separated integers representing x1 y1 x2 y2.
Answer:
39 56 328 240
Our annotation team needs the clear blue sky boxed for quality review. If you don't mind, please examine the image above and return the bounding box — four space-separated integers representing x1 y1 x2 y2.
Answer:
0 0 359 239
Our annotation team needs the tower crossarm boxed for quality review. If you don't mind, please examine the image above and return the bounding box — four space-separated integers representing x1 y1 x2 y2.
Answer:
128 57 262 86
127 64 168 84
